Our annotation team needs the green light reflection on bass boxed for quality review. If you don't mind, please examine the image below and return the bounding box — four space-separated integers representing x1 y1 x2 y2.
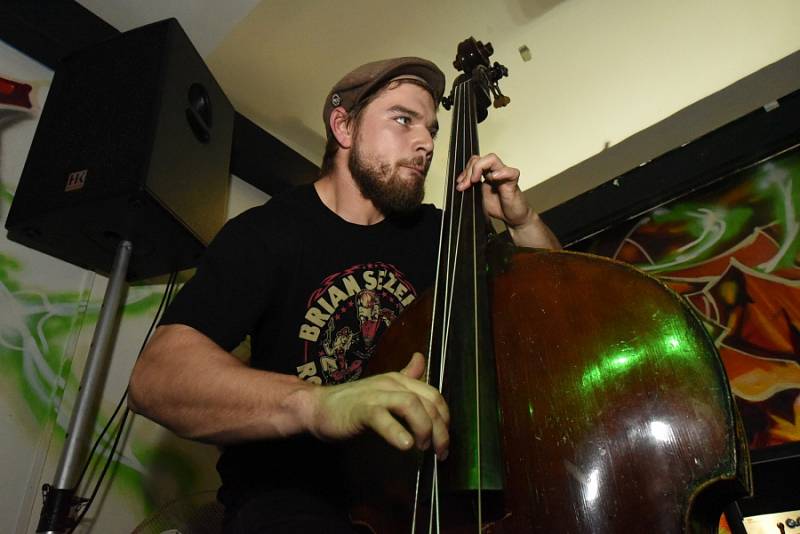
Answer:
579 319 698 396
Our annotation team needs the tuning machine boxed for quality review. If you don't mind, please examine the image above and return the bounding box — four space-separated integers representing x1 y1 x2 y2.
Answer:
487 61 510 108
442 93 454 111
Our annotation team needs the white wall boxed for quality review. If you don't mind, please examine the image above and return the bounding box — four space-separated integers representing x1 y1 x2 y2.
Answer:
0 38 70 533
479 0 800 189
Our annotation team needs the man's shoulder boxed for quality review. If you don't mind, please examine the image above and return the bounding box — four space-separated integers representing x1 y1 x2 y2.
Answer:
270 183 318 208
202 186 314 254
388 202 441 232
227 184 316 226
417 202 442 230
419 202 442 219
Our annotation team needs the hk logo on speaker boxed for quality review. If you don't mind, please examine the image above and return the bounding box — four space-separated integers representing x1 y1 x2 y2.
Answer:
65 169 87 192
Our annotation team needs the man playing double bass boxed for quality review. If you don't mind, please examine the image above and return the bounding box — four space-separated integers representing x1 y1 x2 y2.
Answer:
128 56 560 532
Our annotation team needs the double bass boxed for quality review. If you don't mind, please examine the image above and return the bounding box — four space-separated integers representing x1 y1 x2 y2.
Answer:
347 38 751 533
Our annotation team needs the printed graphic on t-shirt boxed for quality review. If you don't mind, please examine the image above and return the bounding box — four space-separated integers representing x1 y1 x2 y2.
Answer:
296 262 417 384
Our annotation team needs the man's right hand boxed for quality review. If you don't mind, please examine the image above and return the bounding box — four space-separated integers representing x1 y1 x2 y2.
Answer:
304 352 450 460
130 326 449 452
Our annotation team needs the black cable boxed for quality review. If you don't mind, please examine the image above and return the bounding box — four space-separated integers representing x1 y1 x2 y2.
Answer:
165 268 180 307
67 270 178 532
74 270 177 490
69 406 130 532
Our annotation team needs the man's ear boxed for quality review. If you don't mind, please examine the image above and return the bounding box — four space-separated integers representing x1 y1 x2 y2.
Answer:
329 107 353 149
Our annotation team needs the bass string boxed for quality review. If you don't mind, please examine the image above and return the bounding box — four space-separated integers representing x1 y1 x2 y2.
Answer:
441 78 484 534
415 75 485 534
438 79 470 391
411 77 455 534
425 81 466 390
415 78 469 534
433 79 469 534
417 91 454 528
415 76 470 534
441 77 484 534
467 75 484 533
439 78 476 393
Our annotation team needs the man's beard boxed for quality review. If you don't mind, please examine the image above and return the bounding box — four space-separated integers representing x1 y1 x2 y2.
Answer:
348 142 427 216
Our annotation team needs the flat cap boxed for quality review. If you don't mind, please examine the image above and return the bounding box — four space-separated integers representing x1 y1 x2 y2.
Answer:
323 57 445 139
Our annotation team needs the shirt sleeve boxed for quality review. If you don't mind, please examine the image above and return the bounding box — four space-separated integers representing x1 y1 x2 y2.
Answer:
159 208 276 351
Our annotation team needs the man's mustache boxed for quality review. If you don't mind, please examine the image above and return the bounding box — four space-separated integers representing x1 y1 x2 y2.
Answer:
398 156 431 176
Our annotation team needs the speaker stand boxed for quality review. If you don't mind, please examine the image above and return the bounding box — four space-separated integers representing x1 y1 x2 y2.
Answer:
37 240 133 533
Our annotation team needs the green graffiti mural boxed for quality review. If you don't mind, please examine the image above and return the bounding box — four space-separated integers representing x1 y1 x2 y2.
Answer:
0 215 201 515
1 71 210 525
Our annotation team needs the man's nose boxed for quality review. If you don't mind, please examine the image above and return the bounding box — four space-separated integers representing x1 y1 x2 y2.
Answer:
415 128 434 156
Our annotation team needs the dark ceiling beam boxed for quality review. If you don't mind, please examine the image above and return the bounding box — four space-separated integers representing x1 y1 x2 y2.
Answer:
0 1 118 66
0 0 318 196
541 87 800 248
232 114 318 195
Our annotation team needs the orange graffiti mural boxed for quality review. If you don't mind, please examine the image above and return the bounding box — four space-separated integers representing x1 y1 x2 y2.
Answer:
590 145 800 449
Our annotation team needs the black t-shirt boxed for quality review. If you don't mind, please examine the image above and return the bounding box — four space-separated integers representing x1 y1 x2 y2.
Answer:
160 183 441 504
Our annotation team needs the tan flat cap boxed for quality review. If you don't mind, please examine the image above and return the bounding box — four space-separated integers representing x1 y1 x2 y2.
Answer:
323 57 445 139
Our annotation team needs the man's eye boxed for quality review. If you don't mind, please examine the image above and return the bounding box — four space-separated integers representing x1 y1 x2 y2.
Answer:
395 116 411 125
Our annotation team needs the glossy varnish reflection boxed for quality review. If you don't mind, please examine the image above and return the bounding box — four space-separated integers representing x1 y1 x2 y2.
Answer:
351 243 750 533
486 244 750 532
346 36 749 533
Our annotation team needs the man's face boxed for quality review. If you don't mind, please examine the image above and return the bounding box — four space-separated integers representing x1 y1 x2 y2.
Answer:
348 81 438 215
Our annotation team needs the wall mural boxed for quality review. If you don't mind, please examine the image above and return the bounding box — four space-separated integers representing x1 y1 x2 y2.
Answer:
587 144 800 450
9 53 790 529
1 68 218 532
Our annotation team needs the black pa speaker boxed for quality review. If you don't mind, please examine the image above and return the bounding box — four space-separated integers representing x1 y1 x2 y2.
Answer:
5 18 233 281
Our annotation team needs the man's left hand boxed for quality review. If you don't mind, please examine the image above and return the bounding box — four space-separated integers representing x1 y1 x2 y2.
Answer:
455 153 560 249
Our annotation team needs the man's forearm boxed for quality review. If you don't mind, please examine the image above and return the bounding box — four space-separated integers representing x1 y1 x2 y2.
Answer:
130 325 451 457
128 324 317 444
509 210 561 250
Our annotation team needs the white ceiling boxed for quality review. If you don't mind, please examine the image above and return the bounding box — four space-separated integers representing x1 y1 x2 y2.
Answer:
75 0 569 203
76 0 261 57
75 0 800 209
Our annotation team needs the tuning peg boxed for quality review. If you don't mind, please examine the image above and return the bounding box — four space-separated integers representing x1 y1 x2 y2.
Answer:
488 62 509 82
442 95 453 111
493 95 511 108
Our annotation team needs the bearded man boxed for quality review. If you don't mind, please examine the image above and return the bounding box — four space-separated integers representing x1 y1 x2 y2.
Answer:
128 57 560 533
